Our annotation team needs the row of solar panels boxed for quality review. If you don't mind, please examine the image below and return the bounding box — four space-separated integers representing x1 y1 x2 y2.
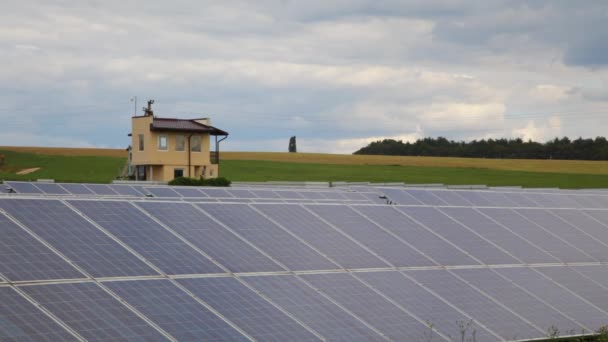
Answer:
2 181 378 203
4 199 608 282
370 187 608 209
3 264 608 341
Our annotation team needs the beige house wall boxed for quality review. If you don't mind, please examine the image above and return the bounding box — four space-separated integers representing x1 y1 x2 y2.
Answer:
131 116 218 181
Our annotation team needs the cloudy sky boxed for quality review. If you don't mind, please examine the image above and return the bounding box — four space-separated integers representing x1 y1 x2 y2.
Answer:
1 1 607 153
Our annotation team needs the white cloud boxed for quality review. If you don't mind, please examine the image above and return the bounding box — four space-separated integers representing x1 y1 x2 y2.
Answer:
512 116 562 142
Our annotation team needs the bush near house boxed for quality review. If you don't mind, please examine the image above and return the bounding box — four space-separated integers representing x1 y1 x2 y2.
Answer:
168 176 231 187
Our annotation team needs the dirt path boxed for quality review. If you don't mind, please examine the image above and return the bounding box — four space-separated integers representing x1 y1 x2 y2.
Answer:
16 167 40 175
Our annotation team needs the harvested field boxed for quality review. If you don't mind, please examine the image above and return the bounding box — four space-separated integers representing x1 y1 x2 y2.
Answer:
0 146 127 158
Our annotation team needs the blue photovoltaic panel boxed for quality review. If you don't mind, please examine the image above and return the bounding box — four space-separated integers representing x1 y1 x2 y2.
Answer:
342 192 368 201
33 182 69 195
130 185 151 196
110 185 145 197
354 205 476 266
428 190 473 206
501 192 540 208
452 268 582 333
254 204 387 269
526 193 583 209
580 210 608 232
22 282 167 341
249 189 281 198
85 184 119 196
69 200 224 275
221 198 252 203
515 209 605 262
245 275 384 342
276 190 305 199
319 191 348 200
360 192 386 204
440 207 559 264
1 199 158 278
404 189 448 206
0 211 84 281
496 267 608 332
5 181 43 194
105 279 248 341
408 269 542 341
568 265 608 290
357 271 497 341
306 204 435 267
552 210 608 241
536 266 608 313
60 183 95 195
476 191 521 207
138 202 283 272
0 287 78 341
199 188 233 198
399 206 519 265
477 208 594 263
172 187 207 198
226 189 258 198
299 191 326 200
453 191 495 207
199 203 337 271
570 195 604 209
177 277 319 341
301 273 430 341
145 187 181 198
382 188 422 205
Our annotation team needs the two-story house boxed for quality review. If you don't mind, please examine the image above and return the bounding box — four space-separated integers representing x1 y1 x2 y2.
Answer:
130 100 228 182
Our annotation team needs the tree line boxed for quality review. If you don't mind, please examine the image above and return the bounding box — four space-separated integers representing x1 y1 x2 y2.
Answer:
353 137 608 160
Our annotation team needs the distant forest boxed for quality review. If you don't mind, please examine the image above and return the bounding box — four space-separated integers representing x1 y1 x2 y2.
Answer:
353 137 608 160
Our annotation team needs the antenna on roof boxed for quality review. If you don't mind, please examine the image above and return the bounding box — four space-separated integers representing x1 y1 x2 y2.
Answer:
143 99 155 116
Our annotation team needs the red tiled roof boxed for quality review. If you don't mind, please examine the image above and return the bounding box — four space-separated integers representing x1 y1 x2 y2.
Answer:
150 118 228 135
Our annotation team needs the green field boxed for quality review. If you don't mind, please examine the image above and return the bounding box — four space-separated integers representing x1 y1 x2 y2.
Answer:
220 160 608 188
2 148 608 188
0 150 126 183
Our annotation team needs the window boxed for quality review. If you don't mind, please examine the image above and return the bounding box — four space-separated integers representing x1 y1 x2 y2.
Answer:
174 168 184 178
175 135 186 151
138 134 144 151
191 136 201 152
157 135 168 150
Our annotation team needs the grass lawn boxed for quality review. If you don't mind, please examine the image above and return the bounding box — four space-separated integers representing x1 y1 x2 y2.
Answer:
0 150 126 183
220 159 608 188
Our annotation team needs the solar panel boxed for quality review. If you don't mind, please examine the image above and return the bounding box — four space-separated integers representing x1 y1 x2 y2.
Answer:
1 199 159 278
453 191 495 207
440 207 559 264
105 279 249 341
60 183 95 195
307 204 435 267
245 274 384 341
177 277 320 341
199 203 338 271
85 184 119 196
408 269 542 341
248 189 281 198
137 201 283 273
428 190 474 206
22 282 168 341
145 187 181 198
5 181 43 194
354 205 478 266
404 189 448 206
32 182 69 195
514 209 605 262
495 267 608 332
199 188 233 198
477 208 594 263
275 190 305 199
300 272 432 341
0 211 84 281
68 200 224 275
399 206 519 265
226 189 258 198
381 188 422 205
357 271 498 341
109 184 145 197
0 287 78 341
452 268 582 333
171 187 207 198
253 204 388 269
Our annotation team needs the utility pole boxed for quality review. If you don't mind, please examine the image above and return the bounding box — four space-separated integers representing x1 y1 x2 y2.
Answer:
130 96 137 115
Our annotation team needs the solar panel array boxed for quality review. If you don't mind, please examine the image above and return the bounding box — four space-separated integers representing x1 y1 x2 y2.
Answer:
1 183 608 341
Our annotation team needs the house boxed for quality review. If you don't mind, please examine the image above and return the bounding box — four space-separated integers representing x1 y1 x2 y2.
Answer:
129 100 228 182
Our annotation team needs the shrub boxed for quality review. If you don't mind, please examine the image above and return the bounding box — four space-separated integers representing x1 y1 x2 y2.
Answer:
168 176 231 187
